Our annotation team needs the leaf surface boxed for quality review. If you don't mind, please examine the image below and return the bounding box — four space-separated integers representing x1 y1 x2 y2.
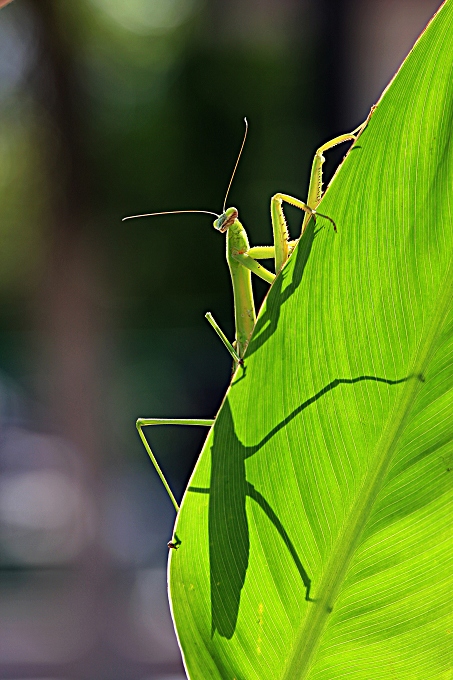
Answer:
169 3 453 677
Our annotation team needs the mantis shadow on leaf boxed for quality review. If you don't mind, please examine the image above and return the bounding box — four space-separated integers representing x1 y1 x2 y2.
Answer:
189 372 411 639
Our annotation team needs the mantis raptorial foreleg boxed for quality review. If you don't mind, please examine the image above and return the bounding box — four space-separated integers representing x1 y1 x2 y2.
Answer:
300 124 366 235
124 116 370 515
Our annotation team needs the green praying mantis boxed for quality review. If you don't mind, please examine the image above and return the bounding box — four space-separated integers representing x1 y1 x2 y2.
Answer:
123 116 369 518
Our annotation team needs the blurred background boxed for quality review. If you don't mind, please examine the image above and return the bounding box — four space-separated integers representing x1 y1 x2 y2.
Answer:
0 0 443 678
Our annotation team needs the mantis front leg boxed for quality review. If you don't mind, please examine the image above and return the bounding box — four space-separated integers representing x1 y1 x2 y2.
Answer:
227 123 368 282
270 123 367 273
301 122 367 235
271 193 316 273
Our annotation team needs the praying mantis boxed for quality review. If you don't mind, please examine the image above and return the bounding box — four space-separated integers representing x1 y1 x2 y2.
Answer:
123 116 369 518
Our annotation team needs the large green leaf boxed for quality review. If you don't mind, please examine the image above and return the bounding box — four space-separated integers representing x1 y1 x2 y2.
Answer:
169 2 453 677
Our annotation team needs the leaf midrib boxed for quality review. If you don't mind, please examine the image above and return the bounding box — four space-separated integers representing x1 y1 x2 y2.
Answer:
281 257 453 680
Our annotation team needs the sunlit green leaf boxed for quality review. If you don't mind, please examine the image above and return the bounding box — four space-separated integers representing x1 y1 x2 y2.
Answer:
169 2 453 677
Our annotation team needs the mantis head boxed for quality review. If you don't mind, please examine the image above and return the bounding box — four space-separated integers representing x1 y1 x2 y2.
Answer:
213 207 238 233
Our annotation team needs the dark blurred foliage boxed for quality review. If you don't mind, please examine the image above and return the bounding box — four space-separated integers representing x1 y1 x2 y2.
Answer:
0 0 442 677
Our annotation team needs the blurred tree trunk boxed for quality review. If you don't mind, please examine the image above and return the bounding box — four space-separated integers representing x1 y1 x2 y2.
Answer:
26 0 104 474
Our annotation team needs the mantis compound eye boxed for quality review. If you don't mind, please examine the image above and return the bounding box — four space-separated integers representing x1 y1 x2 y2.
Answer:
214 208 238 233
213 214 227 232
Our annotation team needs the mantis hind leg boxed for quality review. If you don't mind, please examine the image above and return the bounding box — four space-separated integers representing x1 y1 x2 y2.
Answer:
137 417 214 512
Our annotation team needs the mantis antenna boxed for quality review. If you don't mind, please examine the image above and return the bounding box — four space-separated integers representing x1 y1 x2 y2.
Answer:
122 117 249 222
223 117 248 213
122 209 219 221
